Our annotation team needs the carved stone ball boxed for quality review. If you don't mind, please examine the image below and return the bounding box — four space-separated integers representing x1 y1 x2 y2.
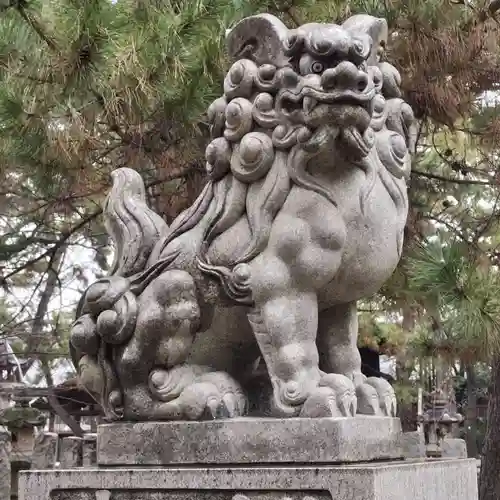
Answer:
224 60 257 99
70 314 99 356
253 92 273 112
259 64 276 80
390 133 407 158
232 263 251 284
96 309 120 343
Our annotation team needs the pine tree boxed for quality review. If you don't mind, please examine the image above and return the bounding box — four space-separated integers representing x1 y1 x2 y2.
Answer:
3 1 500 496
0 0 307 379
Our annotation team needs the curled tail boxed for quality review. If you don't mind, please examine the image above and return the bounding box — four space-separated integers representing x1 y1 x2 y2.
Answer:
103 168 169 278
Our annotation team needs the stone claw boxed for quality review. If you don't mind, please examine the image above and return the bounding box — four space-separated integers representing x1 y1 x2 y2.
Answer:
356 383 381 415
299 373 356 417
197 371 247 417
365 377 397 417
146 367 247 421
300 386 340 418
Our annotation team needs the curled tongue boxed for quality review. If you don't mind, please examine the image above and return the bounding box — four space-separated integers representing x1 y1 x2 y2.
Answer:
303 96 317 113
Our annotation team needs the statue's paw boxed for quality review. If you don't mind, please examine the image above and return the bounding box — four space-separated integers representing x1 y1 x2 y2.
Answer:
313 373 356 417
356 382 382 415
365 377 397 417
300 386 345 418
148 364 212 402
197 371 247 418
147 370 247 420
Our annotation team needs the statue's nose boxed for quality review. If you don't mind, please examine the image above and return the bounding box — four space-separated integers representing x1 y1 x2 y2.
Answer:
321 61 369 92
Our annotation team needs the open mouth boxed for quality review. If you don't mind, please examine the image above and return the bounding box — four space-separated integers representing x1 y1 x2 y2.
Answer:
279 88 374 115
281 95 319 114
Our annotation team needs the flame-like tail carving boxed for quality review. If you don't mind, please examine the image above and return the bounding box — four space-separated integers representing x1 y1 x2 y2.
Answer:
103 168 169 278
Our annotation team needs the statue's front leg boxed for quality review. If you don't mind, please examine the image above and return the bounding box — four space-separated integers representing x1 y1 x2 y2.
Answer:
248 257 322 417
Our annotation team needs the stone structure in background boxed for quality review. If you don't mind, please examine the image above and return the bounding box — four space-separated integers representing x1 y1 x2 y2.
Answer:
20 12 478 500
419 388 464 457
0 427 11 500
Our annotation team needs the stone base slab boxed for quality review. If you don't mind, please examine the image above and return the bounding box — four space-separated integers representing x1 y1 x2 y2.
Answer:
20 459 478 500
97 417 403 465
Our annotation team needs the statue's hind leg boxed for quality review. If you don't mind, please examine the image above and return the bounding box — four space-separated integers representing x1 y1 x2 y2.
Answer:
316 301 397 417
116 269 202 420
117 269 247 421
317 301 364 385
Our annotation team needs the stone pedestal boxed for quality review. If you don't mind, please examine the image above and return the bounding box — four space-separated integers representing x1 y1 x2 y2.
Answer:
19 418 479 500
98 417 403 465
20 459 478 500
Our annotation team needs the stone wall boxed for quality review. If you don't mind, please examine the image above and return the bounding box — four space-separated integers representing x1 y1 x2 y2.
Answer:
31 433 97 469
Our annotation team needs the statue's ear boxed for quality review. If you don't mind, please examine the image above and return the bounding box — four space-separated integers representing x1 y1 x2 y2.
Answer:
226 14 290 67
342 15 388 66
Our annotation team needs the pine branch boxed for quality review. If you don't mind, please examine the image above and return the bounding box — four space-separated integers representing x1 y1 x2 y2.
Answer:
16 4 58 52
412 169 496 186
1 165 198 284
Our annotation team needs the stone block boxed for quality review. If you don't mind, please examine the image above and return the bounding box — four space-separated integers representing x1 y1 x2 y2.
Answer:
97 417 403 465
31 432 58 469
441 438 467 458
18 459 478 500
402 431 426 458
60 436 82 468
83 434 97 467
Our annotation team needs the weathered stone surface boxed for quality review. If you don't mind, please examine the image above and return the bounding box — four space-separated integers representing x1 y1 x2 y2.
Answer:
441 438 467 458
402 431 426 459
19 459 478 500
60 436 82 468
98 417 403 465
31 432 58 469
83 434 97 467
69 10 415 424
0 427 11 500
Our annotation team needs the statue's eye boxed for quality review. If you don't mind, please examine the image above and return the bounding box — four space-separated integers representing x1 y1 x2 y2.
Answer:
311 61 324 74
353 39 365 55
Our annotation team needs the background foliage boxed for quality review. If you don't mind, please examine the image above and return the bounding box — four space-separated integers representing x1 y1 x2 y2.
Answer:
2 1 500 498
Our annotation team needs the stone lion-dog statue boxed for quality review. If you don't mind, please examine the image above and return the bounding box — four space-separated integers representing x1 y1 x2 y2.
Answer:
70 13 415 421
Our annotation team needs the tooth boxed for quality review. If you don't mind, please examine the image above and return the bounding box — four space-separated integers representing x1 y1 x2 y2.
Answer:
303 96 317 113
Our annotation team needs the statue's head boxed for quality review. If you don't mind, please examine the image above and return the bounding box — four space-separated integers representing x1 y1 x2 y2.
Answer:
206 13 414 166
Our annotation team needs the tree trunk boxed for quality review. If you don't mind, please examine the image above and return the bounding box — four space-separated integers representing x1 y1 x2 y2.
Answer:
466 363 478 458
479 356 500 500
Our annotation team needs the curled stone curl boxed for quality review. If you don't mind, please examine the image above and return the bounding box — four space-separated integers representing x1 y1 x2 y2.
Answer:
207 96 227 138
376 129 410 179
230 132 275 183
224 98 254 142
252 93 280 129
254 64 281 93
96 291 138 345
272 124 312 150
223 59 258 100
71 314 99 356
205 137 232 179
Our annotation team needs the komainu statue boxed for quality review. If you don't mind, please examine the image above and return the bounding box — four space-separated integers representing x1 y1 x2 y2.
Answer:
71 13 415 421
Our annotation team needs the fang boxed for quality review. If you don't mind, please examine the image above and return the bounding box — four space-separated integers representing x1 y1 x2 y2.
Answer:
303 96 317 113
